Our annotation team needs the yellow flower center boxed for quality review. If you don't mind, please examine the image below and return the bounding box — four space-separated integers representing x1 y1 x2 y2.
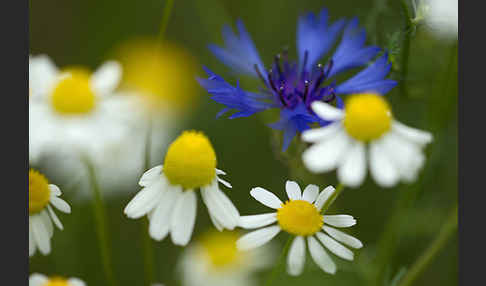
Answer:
42 277 72 286
343 93 392 141
164 131 217 189
200 231 241 269
277 200 323 236
29 169 51 214
51 67 96 115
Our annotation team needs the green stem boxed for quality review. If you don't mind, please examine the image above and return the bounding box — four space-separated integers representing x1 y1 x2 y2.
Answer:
157 0 176 43
399 0 413 98
264 236 293 286
85 159 117 286
321 183 345 214
397 204 458 286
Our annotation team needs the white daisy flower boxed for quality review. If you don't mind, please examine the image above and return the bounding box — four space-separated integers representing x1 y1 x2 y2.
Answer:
29 273 85 286
237 181 362 276
302 93 433 188
124 131 240 246
29 169 71 257
418 0 458 40
29 54 140 164
178 230 273 286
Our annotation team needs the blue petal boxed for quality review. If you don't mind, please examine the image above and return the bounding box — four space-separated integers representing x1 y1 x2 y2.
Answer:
335 52 398 95
297 9 346 71
328 18 381 78
208 19 266 78
197 67 275 119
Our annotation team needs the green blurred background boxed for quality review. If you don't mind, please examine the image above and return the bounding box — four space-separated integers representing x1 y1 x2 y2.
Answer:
29 0 457 285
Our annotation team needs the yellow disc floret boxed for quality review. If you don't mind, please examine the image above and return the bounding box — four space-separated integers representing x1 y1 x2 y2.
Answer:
29 169 51 214
277 200 323 236
42 277 71 286
343 93 392 141
51 68 96 115
200 231 241 269
164 131 217 189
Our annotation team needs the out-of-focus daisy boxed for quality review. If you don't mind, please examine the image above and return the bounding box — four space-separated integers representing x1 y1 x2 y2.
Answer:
124 131 240 246
302 93 433 188
29 169 71 257
237 181 362 276
29 54 140 164
29 273 85 286
414 0 458 40
178 230 273 286
114 38 199 115
198 7 397 151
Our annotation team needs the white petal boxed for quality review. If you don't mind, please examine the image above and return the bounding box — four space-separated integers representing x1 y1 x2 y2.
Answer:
314 186 336 211
287 236 306 276
67 278 86 286
324 215 356 228
29 273 48 286
91 61 122 95
302 130 351 173
124 183 163 219
239 213 277 229
302 184 319 203
47 205 63 230
285 181 302 200
170 191 197 246
307 236 336 274
29 55 58 98
40 210 54 238
29 221 36 257
236 225 281 251
337 142 367 188
31 215 51 255
250 187 283 209
369 140 400 188
202 182 240 229
216 169 227 175
50 196 71 213
315 232 354 261
148 187 181 241
48 184 62 196
392 121 433 146
209 213 224 231
139 165 163 187
311 101 344 121
301 122 341 143
217 177 232 189
322 226 363 249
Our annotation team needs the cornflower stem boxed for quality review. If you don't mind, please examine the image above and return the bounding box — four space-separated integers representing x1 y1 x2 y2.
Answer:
397 204 458 286
264 235 294 286
141 117 155 286
157 0 175 43
399 0 413 98
321 183 345 214
85 158 117 286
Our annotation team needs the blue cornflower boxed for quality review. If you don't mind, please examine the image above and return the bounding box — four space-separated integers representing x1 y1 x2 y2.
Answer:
197 8 397 151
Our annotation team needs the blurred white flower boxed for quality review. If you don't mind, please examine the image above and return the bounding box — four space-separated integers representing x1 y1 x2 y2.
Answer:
29 273 85 286
302 93 433 188
29 169 71 257
124 131 240 246
178 230 273 286
237 181 362 276
413 0 458 39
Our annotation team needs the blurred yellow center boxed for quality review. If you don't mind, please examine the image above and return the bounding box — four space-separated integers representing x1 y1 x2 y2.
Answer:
164 131 217 189
277 200 323 236
29 169 50 215
200 231 241 269
42 277 71 286
343 93 392 141
51 68 96 114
